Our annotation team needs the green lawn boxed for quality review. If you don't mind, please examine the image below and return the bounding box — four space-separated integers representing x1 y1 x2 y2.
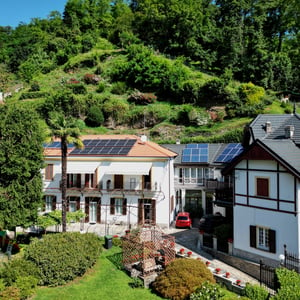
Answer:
32 247 162 300
32 246 245 300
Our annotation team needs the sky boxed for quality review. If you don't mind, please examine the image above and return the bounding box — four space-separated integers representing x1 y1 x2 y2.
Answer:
0 0 68 28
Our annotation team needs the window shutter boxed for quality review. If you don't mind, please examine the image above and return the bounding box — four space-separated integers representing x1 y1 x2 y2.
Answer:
85 198 89 222
97 198 101 223
122 198 127 215
45 164 53 180
52 196 56 211
250 225 256 248
76 199 80 210
110 198 115 215
151 199 156 224
269 229 276 253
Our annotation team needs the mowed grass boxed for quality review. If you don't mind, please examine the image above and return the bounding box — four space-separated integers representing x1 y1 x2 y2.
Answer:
32 247 162 300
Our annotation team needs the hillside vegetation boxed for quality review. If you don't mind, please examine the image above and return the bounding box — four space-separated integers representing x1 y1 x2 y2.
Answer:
0 0 298 143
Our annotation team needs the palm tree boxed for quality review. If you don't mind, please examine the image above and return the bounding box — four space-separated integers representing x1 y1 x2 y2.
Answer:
48 112 83 232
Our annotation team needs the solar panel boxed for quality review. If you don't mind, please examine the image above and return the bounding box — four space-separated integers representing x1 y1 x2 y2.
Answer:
182 144 209 163
69 139 136 155
215 143 243 163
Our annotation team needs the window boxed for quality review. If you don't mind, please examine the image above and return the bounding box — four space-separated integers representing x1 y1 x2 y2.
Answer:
130 178 137 190
256 177 269 197
110 198 127 215
45 164 53 180
67 174 81 188
45 195 56 212
250 225 276 253
84 174 94 188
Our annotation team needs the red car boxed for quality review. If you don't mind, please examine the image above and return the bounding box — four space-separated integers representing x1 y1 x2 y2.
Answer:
175 212 192 229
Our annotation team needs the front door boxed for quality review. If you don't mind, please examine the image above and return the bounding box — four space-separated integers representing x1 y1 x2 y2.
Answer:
138 199 156 225
89 202 97 223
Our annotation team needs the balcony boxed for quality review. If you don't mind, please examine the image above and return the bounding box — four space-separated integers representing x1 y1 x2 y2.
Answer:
204 179 232 191
214 187 233 207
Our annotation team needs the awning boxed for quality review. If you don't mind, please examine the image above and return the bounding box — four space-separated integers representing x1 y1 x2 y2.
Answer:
66 162 99 174
104 162 152 175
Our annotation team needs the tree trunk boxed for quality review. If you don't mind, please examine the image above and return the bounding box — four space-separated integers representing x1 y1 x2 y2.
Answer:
61 136 68 232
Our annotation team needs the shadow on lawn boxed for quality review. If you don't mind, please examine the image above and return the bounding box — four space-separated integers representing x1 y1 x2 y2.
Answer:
106 251 124 270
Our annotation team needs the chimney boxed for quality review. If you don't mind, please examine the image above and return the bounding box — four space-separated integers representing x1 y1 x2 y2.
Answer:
265 121 272 133
285 125 294 139
140 134 147 142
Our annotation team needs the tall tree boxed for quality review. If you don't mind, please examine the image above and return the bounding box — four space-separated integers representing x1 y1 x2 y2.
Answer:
0 104 44 230
47 112 83 232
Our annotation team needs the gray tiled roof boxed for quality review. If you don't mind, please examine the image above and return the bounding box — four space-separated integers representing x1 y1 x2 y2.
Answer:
250 114 300 145
261 139 300 175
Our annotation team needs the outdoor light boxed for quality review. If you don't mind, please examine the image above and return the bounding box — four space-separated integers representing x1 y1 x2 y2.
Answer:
279 254 285 264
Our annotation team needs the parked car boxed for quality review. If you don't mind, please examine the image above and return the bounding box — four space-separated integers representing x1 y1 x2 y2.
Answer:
199 213 227 234
175 212 192 229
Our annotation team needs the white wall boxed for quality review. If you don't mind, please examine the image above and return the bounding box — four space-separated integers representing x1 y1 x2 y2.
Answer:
234 205 299 260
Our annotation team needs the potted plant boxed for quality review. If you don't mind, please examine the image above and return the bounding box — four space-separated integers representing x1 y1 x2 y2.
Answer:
179 248 185 255
205 261 210 267
236 279 241 286
225 272 230 278
187 251 192 257
215 268 221 274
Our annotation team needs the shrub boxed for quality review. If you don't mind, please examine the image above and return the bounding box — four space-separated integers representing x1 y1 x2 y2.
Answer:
0 286 21 300
272 268 300 300
19 91 49 100
111 81 127 95
67 82 87 95
112 236 122 247
13 276 38 300
153 258 215 300
243 283 269 300
190 281 224 300
83 73 100 85
85 105 104 127
97 82 106 93
0 259 40 286
128 89 157 105
24 232 102 286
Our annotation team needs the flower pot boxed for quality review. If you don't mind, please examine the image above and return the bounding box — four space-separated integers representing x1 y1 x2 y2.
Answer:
225 272 230 278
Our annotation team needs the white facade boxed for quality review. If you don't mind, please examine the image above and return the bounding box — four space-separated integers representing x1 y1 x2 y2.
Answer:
42 136 176 229
231 149 300 264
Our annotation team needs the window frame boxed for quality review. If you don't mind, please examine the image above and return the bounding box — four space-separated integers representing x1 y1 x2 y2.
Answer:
250 225 276 253
256 177 269 197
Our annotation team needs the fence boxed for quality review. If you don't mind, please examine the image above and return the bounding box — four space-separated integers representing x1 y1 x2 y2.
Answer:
283 244 300 273
259 260 278 296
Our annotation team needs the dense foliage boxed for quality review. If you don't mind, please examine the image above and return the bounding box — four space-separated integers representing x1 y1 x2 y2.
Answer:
190 281 224 300
0 0 299 92
243 283 269 300
24 232 102 286
0 105 44 229
272 268 300 300
153 258 215 300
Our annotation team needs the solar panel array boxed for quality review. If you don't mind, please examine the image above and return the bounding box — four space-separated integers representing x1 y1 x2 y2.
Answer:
215 143 243 163
70 139 136 155
182 144 209 163
43 142 74 148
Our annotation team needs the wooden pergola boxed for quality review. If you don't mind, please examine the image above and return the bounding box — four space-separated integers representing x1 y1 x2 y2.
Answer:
122 225 176 276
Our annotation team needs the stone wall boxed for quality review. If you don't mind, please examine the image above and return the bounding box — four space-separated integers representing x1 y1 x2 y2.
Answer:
203 246 261 280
